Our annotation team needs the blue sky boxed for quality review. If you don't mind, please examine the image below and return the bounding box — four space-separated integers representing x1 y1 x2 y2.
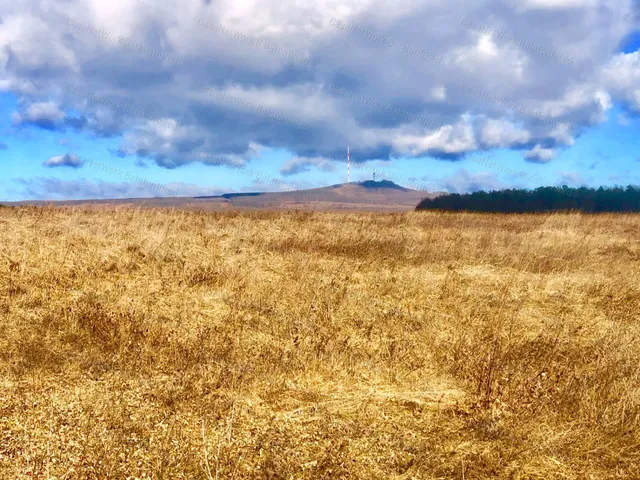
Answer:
1 0 639 201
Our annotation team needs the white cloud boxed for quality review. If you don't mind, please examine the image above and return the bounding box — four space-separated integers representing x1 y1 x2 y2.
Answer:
548 122 575 145
516 0 600 10
537 84 611 124
441 168 506 193
392 119 477 156
524 144 555 163
43 153 84 168
280 156 337 176
14 177 195 199
0 0 636 168
602 51 640 112
479 118 531 148
431 86 447 101
0 14 78 71
12 101 66 129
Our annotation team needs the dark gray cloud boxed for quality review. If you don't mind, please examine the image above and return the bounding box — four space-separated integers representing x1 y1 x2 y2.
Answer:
0 0 638 169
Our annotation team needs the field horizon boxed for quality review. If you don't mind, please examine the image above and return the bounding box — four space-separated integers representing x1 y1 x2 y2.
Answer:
1 206 638 478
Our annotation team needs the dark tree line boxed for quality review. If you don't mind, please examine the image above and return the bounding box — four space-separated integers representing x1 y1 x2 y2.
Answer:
416 186 640 213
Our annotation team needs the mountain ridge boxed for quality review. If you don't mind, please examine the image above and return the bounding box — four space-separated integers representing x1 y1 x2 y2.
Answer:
5 181 443 212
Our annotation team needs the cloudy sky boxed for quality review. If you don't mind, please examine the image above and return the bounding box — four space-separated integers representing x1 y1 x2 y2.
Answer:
1 0 639 200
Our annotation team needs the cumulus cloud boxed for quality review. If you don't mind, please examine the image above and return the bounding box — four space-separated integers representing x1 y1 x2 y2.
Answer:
601 52 640 112
43 153 85 168
0 0 638 168
12 101 70 130
479 118 531 148
524 144 555 163
392 119 477 157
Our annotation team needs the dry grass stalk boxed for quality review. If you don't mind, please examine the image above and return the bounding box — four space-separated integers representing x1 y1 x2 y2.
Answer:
0 207 638 478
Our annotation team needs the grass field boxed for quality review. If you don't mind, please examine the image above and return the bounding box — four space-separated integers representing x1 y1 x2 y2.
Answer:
0 206 638 479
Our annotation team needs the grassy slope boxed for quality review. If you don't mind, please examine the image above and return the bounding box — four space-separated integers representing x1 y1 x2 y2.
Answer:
0 207 638 479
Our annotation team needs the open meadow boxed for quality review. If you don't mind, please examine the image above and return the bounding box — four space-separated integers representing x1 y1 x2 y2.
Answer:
0 206 638 479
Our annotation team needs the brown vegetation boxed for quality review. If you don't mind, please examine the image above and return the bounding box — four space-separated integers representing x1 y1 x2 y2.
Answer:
0 206 638 478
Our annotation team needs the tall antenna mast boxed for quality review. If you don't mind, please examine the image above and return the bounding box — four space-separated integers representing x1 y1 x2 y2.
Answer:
347 145 351 183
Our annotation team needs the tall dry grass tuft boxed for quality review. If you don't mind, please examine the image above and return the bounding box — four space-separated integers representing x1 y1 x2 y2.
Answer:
0 207 638 478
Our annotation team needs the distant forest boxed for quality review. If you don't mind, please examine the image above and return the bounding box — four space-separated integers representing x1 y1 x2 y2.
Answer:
416 186 640 213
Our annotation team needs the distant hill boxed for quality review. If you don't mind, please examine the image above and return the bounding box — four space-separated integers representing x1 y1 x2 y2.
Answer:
5 181 442 213
216 181 439 211
416 186 640 213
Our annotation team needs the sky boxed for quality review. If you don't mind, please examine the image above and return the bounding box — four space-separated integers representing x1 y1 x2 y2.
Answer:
1 0 640 201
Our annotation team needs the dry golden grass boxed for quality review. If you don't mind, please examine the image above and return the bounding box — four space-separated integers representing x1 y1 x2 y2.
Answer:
0 206 638 479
